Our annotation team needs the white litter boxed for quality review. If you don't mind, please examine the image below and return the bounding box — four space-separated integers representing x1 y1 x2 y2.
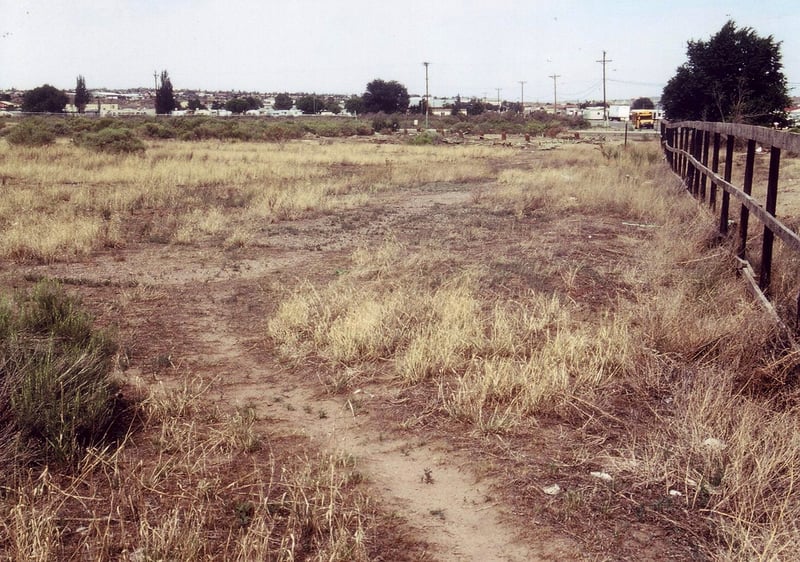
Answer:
590 471 613 482
542 484 562 496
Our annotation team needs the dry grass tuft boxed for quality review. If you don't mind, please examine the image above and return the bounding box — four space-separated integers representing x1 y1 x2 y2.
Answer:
269 243 640 427
0 373 375 560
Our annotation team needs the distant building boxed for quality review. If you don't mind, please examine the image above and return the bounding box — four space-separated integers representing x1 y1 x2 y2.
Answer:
788 107 800 126
65 102 120 116
582 107 605 121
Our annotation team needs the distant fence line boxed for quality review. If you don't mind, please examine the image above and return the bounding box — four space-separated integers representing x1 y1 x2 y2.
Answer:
661 120 800 327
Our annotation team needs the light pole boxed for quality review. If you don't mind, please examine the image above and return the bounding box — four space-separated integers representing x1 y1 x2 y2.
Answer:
519 81 527 117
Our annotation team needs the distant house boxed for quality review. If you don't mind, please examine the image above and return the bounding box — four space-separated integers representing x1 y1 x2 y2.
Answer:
788 107 800 127
65 102 120 116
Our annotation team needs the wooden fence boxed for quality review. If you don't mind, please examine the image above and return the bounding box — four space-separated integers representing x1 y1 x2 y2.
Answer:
660 120 800 326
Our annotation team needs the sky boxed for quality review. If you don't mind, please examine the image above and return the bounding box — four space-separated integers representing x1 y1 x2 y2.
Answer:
1 0 799 104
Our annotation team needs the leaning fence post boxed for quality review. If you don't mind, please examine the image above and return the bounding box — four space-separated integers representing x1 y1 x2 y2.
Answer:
700 130 710 202
686 128 697 193
760 146 781 293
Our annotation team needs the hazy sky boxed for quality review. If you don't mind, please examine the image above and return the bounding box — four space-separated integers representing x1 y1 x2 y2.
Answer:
2 0 798 103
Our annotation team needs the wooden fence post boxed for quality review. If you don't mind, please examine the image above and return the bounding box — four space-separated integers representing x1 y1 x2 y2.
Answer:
760 146 781 292
710 133 721 210
720 134 734 236
686 128 697 193
700 130 710 202
738 139 757 260
692 128 703 197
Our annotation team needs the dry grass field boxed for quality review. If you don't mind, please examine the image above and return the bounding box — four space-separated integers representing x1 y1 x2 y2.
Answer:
2 125 800 561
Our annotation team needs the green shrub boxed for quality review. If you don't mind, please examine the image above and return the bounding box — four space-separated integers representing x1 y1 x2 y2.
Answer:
4 118 56 146
73 127 146 154
0 281 119 464
260 122 304 141
406 131 440 145
371 113 399 133
142 121 177 139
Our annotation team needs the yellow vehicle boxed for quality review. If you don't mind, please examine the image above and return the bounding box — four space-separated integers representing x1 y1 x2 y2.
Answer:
631 109 655 129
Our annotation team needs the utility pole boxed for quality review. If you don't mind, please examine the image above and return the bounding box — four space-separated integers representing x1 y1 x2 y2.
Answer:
153 71 158 113
549 74 560 115
519 81 527 117
423 61 430 130
496 88 501 111
596 50 612 124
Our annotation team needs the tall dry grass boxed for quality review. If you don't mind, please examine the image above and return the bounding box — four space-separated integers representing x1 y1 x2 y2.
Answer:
0 138 497 261
268 140 800 558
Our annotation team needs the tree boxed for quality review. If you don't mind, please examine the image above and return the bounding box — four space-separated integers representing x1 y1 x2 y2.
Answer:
296 95 326 115
362 79 410 114
187 98 206 111
155 70 176 115
74 75 91 114
21 84 68 113
450 95 464 116
662 21 790 125
323 97 341 114
273 93 294 110
631 97 654 110
225 96 264 113
466 97 485 116
344 95 365 115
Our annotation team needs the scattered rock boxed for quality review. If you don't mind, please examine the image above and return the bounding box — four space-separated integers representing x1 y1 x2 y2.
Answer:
542 484 562 496
590 471 613 482
702 437 726 451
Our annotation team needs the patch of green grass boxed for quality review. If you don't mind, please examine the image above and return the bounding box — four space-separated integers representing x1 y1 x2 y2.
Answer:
0 280 120 465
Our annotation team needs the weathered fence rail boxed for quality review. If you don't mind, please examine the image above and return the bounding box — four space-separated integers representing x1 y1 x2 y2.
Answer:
661 120 800 326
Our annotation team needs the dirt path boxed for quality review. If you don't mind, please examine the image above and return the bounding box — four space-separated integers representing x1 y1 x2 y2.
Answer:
18 184 590 560
191 281 580 561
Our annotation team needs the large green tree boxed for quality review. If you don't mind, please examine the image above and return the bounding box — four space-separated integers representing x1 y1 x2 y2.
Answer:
344 95 365 115
155 70 176 115
466 97 486 116
74 75 91 113
225 96 262 114
662 21 790 125
273 93 294 110
631 97 654 110
22 84 68 113
362 79 410 114
296 94 326 114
